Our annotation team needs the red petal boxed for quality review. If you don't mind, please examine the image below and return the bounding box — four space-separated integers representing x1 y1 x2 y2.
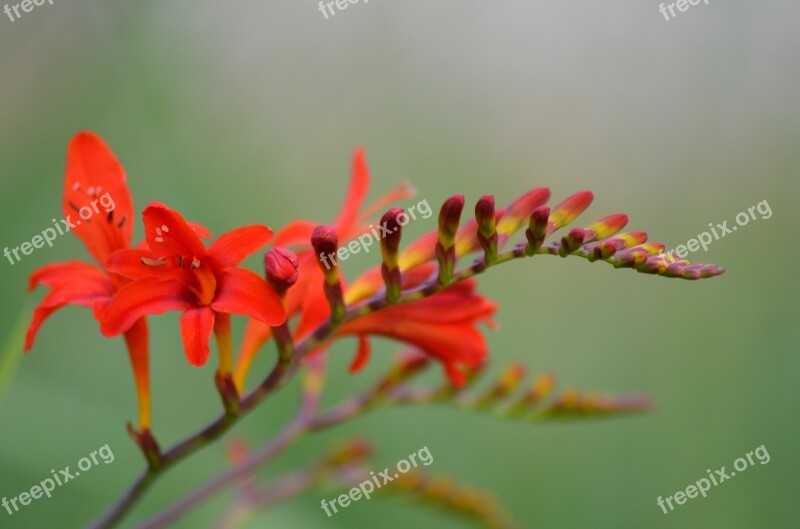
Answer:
273 220 317 248
211 268 286 326
348 335 371 373
26 261 115 351
63 132 135 266
101 278 194 337
28 260 109 291
188 222 212 239
180 307 215 367
334 148 369 236
444 363 467 388
123 318 152 429
355 181 416 226
107 249 186 281
208 225 273 270
142 202 207 259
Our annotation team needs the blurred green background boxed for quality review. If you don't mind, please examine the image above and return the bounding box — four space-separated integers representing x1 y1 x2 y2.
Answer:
1 1 798 528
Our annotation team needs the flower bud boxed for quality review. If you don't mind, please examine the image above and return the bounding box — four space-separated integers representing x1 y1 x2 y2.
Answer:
438 194 465 250
437 195 465 285
525 206 550 255
559 227 588 256
311 224 345 323
380 208 405 304
264 247 299 297
475 195 498 264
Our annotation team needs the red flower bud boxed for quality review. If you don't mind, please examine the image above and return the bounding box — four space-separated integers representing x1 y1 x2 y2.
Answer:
474 195 496 238
438 194 465 248
310 224 345 322
264 247 299 296
379 208 405 303
525 206 550 255
311 224 339 265
560 227 588 256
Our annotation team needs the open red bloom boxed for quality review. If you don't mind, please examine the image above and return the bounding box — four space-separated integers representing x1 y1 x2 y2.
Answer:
101 203 287 367
25 131 154 431
337 264 497 387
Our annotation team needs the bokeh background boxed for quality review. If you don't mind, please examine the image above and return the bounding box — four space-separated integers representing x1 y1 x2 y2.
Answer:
1 2 798 528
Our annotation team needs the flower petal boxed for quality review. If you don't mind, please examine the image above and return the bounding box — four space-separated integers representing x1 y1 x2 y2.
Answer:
211 268 286 326
333 148 369 236
101 278 194 337
26 261 115 351
123 318 152 429
348 335 371 373
63 132 135 265
208 225 273 270
107 249 186 281
142 202 207 259
180 307 215 367
273 220 318 248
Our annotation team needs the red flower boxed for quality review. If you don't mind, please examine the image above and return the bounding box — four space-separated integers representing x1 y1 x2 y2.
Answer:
337 264 497 387
25 132 154 431
101 203 287 368
233 148 412 389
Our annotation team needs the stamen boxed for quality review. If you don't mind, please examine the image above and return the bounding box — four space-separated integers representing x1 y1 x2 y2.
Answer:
140 257 167 267
178 256 184 267
191 258 201 269
107 210 114 223
68 201 81 212
118 215 127 228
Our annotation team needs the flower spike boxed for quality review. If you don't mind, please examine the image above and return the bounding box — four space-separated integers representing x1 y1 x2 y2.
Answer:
311 224 346 323
379 208 404 304
436 195 465 285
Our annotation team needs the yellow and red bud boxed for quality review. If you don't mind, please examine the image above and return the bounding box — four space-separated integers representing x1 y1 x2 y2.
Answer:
559 227 588 256
474 195 498 264
379 208 405 304
311 224 345 323
437 195 465 285
525 206 550 255
438 194 465 247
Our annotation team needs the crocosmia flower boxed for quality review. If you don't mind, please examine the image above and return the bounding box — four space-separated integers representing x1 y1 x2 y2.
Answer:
25 131 154 434
101 203 287 370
